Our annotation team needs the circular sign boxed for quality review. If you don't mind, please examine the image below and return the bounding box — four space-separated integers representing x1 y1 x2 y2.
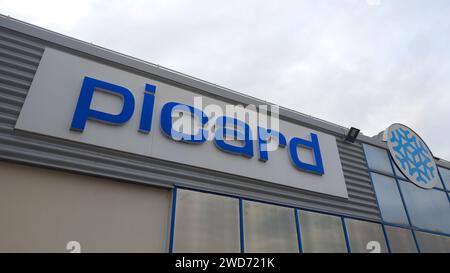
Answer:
386 123 439 189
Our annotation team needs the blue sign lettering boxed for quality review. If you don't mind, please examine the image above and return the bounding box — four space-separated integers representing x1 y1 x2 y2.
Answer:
71 76 325 175
138 84 157 133
214 116 254 158
71 77 135 131
289 133 324 175
160 102 209 143
257 127 287 162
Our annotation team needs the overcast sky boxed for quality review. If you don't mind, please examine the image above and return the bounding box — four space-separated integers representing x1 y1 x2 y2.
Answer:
2 0 449 159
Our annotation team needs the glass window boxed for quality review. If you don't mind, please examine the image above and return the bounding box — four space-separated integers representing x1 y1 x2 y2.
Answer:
384 226 418 253
370 173 409 225
399 181 450 234
298 210 347 253
415 231 450 253
434 178 445 190
363 144 393 175
173 189 240 253
243 201 298 253
435 177 445 190
439 167 450 191
344 219 388 253
392 161 407 180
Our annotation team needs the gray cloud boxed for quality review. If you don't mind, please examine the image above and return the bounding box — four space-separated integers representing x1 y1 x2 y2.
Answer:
1 0 449 158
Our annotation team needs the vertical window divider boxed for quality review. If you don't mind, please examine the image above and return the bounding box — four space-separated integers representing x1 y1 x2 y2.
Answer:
168 186 178 253
436 167 450 202
341 217 351 253
239 198 244 253
294 208 303 253
411 230 421 253
381 224 392 253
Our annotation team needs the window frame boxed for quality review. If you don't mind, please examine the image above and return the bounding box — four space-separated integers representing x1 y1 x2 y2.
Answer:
167 144 450 253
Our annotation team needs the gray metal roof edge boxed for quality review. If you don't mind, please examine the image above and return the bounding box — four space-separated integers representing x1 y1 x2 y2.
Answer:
2 14 446 165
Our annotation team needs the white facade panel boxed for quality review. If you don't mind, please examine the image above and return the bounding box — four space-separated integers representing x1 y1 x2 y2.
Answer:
16 48 348 198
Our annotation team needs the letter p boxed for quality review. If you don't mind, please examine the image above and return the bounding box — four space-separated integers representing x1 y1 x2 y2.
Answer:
70 77 135 131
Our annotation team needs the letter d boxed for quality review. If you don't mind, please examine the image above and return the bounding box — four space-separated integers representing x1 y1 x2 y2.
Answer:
70 77 135 131
289 133 324 175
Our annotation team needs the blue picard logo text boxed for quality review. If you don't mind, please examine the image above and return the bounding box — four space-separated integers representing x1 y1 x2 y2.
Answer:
70 76 325 175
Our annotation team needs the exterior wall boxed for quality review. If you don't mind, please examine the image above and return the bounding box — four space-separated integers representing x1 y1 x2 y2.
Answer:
0 161 171 252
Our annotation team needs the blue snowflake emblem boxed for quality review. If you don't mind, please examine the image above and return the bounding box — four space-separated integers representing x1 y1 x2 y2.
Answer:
389 127 435 185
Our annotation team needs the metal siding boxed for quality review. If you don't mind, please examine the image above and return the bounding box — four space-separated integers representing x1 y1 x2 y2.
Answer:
0 27 382 220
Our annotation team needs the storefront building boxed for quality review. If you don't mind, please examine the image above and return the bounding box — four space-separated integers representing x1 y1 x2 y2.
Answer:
0 16 449 253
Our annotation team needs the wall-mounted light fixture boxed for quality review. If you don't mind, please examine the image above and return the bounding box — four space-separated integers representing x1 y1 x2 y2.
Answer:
345 127 360 143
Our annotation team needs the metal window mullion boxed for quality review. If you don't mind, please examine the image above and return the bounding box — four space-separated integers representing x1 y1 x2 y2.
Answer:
168 186 178 253
294 208 303 253
341 217 351 253
239 198 244 253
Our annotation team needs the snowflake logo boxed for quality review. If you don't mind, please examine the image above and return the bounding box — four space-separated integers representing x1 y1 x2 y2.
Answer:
387 124 438 188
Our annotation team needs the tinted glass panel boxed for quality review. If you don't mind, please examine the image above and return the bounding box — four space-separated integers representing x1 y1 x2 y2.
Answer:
363 144 393 174
243 201 298 253
344 219 387 253
426 166 444 189
384 226 418 253
439 167 450 191
298 210 347 253
435 178 445 190
370 173 409 225
392 161 407 180
173 189 240 252
399 181 450 234
415 231 450 253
